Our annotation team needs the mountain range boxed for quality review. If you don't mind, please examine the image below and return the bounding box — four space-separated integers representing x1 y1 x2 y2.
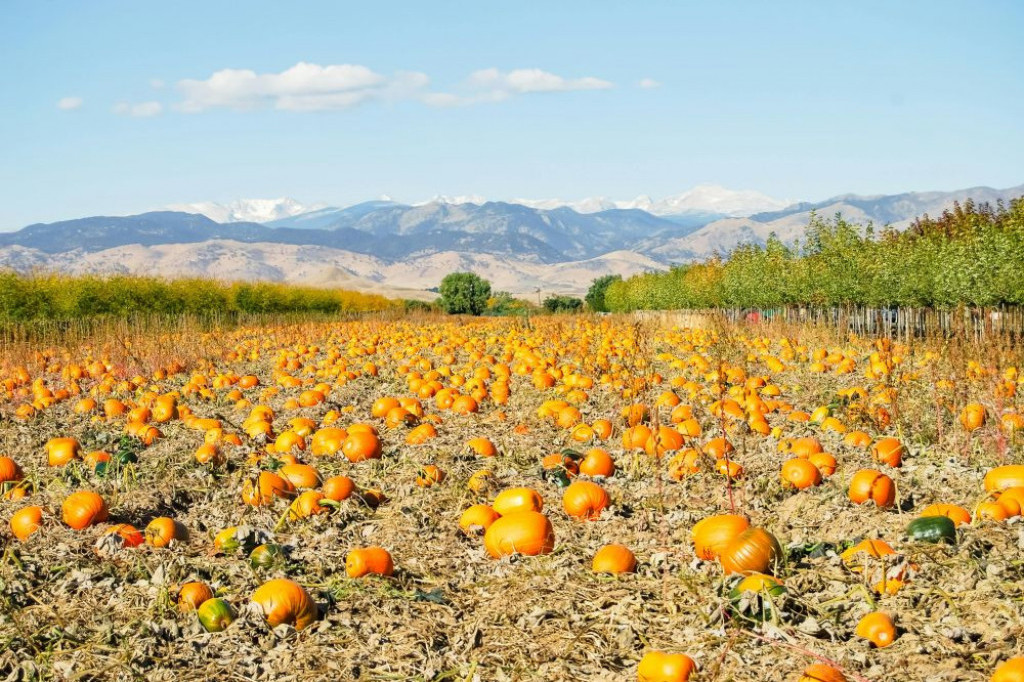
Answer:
1 183 1021 297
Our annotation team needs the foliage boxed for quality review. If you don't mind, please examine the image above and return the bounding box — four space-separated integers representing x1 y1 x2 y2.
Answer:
542 295 584 313
0 271 397 322
584 275 621 312
485 291 533 316
437 272 492 315
605 197 1024 310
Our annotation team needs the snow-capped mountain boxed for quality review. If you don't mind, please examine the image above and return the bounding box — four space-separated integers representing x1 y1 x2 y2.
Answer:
513 184 789 217
163 197 324 224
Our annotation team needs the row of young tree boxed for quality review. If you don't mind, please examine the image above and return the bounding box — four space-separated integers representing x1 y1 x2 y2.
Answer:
0 272 398 321
604 198 1024 311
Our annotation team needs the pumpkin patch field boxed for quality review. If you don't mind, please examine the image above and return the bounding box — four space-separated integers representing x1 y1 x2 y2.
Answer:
2 315 1024 681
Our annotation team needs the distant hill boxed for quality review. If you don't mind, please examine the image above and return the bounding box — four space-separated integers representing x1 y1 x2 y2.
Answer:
1 182 1020 296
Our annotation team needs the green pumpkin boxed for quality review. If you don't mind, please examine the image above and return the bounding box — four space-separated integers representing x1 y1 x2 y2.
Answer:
907 515 956 544
249 543 286 570
197 598 234 632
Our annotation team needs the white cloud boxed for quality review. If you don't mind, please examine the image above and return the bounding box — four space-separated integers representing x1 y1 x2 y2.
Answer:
427 68 614 106
176 62 422 112
637 78 661 89
57 96 83 110
113 101 163 117
150 79 165 89
165 62 616 112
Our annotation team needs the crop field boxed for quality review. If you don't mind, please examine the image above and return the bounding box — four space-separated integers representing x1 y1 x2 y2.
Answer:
1 314 1023 682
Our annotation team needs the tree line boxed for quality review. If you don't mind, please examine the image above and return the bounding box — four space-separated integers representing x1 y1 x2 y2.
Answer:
602 197 1024 311
0 272 398 321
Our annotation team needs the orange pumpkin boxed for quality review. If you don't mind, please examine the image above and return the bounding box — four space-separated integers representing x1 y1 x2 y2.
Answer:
855 611 896 648
310 427 348 456
241 471 296 506
959 402 987 431
179 582 214 611
321 475 356 502
341 431 382 462
105 523 145 547
493 487 543 516
799 663 848 682
10 505 43 541
782 458 822 489
279 463 322 489
250 578 318 630
483 511 555 558
345 546 395 577
919 503 971 526
637 650 696 682
984 465 1024 492
592 544 637 574
0 456 23 484
848 469 896 508
62 491 108 530
992 658 1024 682
871 437 905 468
691 514 749 560
46 437 82 467
562 480 610 520
466 437 498 457
579 448 615 478
146 517 186 547
459 504 501 535
719 527 782 575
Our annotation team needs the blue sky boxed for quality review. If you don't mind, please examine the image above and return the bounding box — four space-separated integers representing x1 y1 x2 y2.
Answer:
1 1 1022 229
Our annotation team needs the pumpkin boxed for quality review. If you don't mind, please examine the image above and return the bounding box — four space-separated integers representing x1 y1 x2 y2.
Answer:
855 611 896 647
919 503 971 526
483 511 555 558
249 543 286 570
691 514 750 560
637 650 696 682
346 546 395 578
250 578 318 630
459 504 501 535
10 505 43 541
562 480 610 520
848 469 896 508
406 423 437 444
46 437 82 467
622 425 653 451
720 527 782 575
467 470 495 494
984 465 1024 492
975 500 1011 522
782 458 822 489
178 582 214 611
871 437 905 467
289 490 329 519
241 471 296 506
310 427 348 456
62 491 108 530
992 658 1024 682
493 487 543 516
416 464 446 487
466 437 498 457
843 430 873 448
105 523 144 547
644 425 685 456
959 402 987 431
0 456 23 484
279 463 322 489
197 598 235 632
371 396 401 419
592 544 637 574
146 517 186 547
808 452 837 477
840 539 895 570
798 663 848 682
996 487 1024 516
579 448 615 478
702 437 734 459
341 431 382 462
321 475 356 502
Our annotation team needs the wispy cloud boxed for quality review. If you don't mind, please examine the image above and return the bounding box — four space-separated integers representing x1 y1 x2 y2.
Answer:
57 96 83 110
168 62 615 112
113 101 163 117
637 78 661 89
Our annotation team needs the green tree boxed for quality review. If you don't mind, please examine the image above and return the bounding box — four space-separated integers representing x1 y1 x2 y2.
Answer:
584 274 622 312
438 272 492 315
542 295 583 313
